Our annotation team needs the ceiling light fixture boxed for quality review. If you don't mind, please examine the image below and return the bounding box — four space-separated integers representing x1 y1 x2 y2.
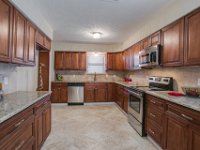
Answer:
92 32 102 39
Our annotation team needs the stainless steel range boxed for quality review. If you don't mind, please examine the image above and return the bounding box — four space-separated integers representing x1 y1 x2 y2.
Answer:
127 76 173 136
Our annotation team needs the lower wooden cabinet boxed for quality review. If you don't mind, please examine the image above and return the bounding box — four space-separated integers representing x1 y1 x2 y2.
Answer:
107 83 115 102
34 98 51 150
84 83 107 102
51 82 68 103
0 95 51 150
146 94 200 150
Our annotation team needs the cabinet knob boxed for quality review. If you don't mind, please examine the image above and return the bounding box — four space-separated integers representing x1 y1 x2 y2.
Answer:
181 114 193 120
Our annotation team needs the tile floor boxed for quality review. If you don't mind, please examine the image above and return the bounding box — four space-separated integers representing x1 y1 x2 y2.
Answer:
42 104 158 150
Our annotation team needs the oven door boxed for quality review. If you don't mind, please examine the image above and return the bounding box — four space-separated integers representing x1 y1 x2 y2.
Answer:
128 90 143 123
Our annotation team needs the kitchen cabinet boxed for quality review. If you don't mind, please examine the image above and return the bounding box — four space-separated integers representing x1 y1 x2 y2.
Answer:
130 43 141 70
145 94 200 150
54 51 86 70
150 31 161 46
141 37 150 50
51 83 68 103
0 0 13 63
84 83 107 102
36 30 51 50
0 106 34 150
106 53 114 70
12 9 27 64
113 52 124 71
26 21 36 65
79 52 86 70
145 95 166 148
184 8 200 66
123 49 131 71
34 96 51 150
161 18 184 67
107 83 115 102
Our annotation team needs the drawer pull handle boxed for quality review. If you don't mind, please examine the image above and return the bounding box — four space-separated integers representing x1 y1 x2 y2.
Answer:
15 119 25 127
15 140 25 150
150 100 156 104
149 129 155 135
181 114 193 120
150 113 156 118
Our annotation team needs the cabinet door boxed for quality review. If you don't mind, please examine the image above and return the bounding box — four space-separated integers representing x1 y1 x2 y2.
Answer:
26 21 36 65
54 52 64 70
71 52 79 70
79 52 86 70
166 114 188 150
114 52 124 70
184 8 200 65
44 37 51 50
51 84 60 103
141 37 150 50
35 111 44 150
161 18 184 66
95 84 107 102
107 83 113 102
84 84 95 102
43 104 51 141
150 31 161 46
36 31 44 46
60 85 68 103
12 9 26 64
123 49 130 71
123 89 129 113
0 0 13 62
64 52 72 69
107 53 113 70
189 125 200 150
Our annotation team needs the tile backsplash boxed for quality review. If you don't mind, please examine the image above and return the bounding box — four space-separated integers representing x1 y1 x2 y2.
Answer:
126 66 200 91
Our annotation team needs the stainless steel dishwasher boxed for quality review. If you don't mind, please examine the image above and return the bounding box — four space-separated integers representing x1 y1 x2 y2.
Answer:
68 83 84 105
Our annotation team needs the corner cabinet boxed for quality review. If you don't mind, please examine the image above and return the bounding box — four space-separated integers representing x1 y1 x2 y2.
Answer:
184 8 200 65
0 0 13 62
161 18 184 67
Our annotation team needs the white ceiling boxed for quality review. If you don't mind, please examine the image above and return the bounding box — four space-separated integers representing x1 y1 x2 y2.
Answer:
14 0 176 44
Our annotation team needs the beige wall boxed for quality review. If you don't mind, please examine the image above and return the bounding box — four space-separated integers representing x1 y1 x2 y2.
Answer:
0 51 39 94
126 67 200 92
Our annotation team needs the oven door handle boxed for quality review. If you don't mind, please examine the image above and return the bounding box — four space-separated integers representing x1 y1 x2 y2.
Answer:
127 90 142 98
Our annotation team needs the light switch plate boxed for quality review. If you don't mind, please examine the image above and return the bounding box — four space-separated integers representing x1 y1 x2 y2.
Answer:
198 78 200 86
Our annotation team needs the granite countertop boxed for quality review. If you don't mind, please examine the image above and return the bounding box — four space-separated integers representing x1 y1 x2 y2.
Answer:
146 91 200 112
0 91 52 124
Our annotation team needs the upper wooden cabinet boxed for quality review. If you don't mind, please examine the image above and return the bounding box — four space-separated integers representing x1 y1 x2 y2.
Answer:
123 49 131 71
106 53 114 70
184 8 200 66
26 21 36 65
54 51 86 70
0 0 13 62
12 9 27 64
161 18 184 67
150 31 161 46
130 43 141 70
36 30 51 50
141 37 150 50
79 52 86 70
113 52 124 71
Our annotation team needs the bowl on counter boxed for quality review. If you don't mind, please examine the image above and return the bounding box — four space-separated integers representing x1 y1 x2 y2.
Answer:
182 87 200 98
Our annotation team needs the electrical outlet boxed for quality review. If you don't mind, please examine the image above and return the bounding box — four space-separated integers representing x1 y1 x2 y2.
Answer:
198 78 200 86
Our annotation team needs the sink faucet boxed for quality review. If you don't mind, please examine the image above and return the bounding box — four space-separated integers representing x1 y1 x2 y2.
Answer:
94 72 97 82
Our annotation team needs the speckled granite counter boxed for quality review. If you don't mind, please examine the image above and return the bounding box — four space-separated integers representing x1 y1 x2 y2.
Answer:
146 91 200 112
0 91 51 124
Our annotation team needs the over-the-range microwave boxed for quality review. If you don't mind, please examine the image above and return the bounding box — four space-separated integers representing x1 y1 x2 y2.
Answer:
139 45 160 67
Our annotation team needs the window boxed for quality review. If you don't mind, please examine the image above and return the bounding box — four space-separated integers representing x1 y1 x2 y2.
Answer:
87 52 106 74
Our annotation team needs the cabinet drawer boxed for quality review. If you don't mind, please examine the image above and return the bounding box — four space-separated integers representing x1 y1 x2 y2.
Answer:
166 103 200 125
147 107 163 125
0 115 34 150
34 96 50 113
95 83 107 89
146 95 165 112
0 107 33 141
85 83 95 89
146 118 163 146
